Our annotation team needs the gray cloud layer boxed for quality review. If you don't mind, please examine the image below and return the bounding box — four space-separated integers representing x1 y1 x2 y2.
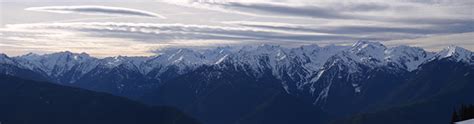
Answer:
225 21 474 37
5 22 361 42
1 22 356 56
1 0 473 56
25 5 166 18
164 0 473 25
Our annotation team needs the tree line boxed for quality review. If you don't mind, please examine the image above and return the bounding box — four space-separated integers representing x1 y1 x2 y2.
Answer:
451 104 474 124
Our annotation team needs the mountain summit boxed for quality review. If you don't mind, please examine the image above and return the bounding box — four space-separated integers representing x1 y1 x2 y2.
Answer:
1 41 473 124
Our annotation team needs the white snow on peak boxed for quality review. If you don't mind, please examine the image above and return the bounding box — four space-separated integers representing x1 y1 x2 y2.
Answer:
310 42 472 105
352 41 386 52
0 53 16 65
3 42 473 87
143 48 209 75
15 51 96 76
223 44 289 76
326 41 436 72
311 41 438 103
292 44 349 71
2 41 474 103
20 52 41 59
215 54 228 64
350 40 387 64
436 45 473 62
0 53 7 58
322 41 388 74
104 56 126 67
385 45 435 71
203 46 234 62
102 56 148 69
158 48 207 65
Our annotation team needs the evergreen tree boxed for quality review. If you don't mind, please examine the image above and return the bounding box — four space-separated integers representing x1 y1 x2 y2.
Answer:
452 109 459 124
460 105 474 120
453 104 474 123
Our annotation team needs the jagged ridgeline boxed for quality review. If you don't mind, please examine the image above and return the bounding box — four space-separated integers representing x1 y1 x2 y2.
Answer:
1 41 473 124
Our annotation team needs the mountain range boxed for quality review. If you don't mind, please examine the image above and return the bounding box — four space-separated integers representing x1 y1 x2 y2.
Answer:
1 41 473 124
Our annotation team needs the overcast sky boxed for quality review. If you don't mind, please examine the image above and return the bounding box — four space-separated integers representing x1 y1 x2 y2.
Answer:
0 0 473 57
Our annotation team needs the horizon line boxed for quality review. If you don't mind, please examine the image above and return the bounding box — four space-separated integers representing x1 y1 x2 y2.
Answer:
1 41 470 58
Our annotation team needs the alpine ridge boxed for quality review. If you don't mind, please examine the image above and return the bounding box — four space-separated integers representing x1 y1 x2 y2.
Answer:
0 41 472 99
1 41 473 124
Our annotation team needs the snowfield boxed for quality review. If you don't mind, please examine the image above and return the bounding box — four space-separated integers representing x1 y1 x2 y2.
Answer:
457 119 474 124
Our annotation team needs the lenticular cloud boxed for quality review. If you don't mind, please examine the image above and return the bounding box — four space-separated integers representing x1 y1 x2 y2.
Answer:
25 5 166 18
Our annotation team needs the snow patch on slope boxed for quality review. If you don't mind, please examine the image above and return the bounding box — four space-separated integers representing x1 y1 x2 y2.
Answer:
456 119 474 124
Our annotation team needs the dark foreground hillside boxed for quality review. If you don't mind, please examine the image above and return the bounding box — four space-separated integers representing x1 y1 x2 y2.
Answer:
333 59 474 124
0 74 200 124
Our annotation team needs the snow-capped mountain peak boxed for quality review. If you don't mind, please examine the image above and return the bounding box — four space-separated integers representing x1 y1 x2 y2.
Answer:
384 45 434 71
155 48 207 65
203 46 233 64
2 42 473 85
437 45 473 62
0 53 16 65
324 41 388 73
20 52 41 59
0 53 9 59
352 40 385 49
15 51 96 76
350 41 386 61
102 56 148 68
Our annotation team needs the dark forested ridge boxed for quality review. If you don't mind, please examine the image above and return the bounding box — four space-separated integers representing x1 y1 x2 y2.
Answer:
332 59 474 124
0 74 200 124
140 64 330 124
